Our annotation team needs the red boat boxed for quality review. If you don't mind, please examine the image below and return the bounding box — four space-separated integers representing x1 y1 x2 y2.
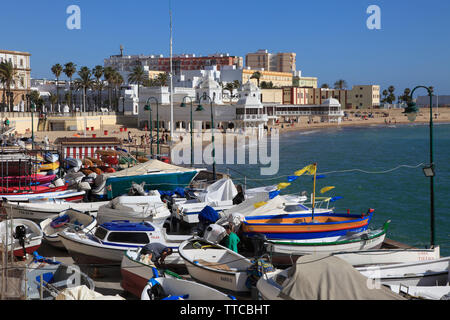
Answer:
0 185 67 195
0 174 56 186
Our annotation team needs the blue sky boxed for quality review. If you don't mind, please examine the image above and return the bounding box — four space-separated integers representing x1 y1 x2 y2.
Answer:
2 0 450 95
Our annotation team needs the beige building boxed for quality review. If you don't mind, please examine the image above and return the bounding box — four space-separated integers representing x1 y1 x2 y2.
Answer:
349 85 380 109
261 88 283 104
293 76 318 88
243 69 293 88
0 50 31 110
245 50 296 73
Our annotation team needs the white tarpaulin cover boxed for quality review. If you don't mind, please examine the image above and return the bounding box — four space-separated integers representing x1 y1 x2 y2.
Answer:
56 285 125 300
245 195 286 217
279 254 405 300
103 159 197 177
215 192 269 226
196 178 238 204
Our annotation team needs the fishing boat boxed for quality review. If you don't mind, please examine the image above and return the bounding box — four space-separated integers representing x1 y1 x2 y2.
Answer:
38 161 60 172
141 276 236 300
178 237 273 294
4 200 108 221
60 220 192 265
101 159 200 199
96 193 171 228
26 261 95 300
0 174 56 186
121 242 193 297
256 254 404 300
0 219 43 257
241 199 374 241
1 189 86 203
40 209 97 248
0 184 67 197
265 220 389 259
356 256 450 286
387 284 450 300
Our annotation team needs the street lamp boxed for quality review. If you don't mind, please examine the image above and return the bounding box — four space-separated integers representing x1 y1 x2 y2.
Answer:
144 97 160 158
403 85 436 248
197 93 216 181
181 96 203 167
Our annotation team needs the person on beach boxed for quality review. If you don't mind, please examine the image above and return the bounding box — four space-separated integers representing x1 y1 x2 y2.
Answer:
140 243 173 266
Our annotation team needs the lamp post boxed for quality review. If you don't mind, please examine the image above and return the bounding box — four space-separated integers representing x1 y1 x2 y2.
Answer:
403 85 436 248
181 96 203 167
144 97 160 158
197 93 216 181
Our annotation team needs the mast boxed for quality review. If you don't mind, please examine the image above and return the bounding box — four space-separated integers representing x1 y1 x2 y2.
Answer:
311 163 317 221
169 0 174 158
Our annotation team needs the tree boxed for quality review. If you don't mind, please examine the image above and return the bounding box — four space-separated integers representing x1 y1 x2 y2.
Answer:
334 79 347 90
103 66 115 110
92 65 104 111
74 66 94 112
224 82 235 100
0 61 17 111
386 85 396 104
250 71 262 87
63 62 77 108
382 89 388 103
157 72 168 86
321 83 330 89
51 63 63 106
48 93 58 113
128 65 146 98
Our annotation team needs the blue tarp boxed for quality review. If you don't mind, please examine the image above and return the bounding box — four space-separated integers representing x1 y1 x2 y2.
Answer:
198 206 220 224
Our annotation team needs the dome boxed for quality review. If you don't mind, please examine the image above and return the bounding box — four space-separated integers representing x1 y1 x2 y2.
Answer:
321 98 341 107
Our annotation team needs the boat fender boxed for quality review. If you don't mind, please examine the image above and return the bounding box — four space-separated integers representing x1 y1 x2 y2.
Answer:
51 215 70 228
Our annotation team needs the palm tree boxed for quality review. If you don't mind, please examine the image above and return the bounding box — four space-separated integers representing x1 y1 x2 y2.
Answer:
92 65 104 111
0 61 17 111
321 83 330 89
103 66 115 111
51 64 63 106
63 62 77 108
250 71 262 87
224 82 235 100
74 66 94 112
128 65 146 98
334 79 347 90
157 72 168 86
382 89 388 103
386 85 396 104
48 93 58 113
0 69 6 110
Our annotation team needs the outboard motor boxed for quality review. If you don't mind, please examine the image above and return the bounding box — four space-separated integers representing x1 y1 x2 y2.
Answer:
249 233 267 257
14 225 27 258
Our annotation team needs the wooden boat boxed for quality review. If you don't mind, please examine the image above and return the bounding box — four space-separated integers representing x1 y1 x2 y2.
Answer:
0 219 43 257
38 161 60 172
60 220 192 265
26 262 95 300
1 189 85 203
242 210 374 240
387 284 450 300
0 185 67 196
0 174 56 186
5 200 108 221
178 237 272 294
96 194 171 228
356 256 450 286
40 209 97 248
266 220 389 258
256 254 404 300
141 277 236 300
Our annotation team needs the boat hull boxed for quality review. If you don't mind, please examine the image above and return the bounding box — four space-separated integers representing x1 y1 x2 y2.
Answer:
120 251 159 297
105 170 198 199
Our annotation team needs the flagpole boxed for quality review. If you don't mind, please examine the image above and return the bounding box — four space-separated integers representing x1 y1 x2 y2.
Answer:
169 0 174 160
312 163 317 221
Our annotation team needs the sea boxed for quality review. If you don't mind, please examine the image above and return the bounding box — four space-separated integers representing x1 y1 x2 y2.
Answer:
214 123 450 257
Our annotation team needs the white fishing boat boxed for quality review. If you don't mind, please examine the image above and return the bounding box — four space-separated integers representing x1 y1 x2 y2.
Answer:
387 283 450 300
40 209 97 248
96 193 171 228
178 237 274 294
141 277 236 300
357 256 450 286
256 254 404 300
5 200 108 221
60 220 192 266
266 220 389 259
1 189 85 203
26 261 95 300
0 219 43 257
331 245 441 267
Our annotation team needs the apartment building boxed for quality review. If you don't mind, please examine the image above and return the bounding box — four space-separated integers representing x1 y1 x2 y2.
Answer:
245 49 296 73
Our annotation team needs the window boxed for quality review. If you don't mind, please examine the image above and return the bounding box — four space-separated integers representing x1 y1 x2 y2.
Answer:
94 227 108 240
107 232 149 244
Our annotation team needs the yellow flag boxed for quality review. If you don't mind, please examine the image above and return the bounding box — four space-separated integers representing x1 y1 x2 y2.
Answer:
277 182 291 190
295 164 316 176
320 186 335 194
254 201 267 209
